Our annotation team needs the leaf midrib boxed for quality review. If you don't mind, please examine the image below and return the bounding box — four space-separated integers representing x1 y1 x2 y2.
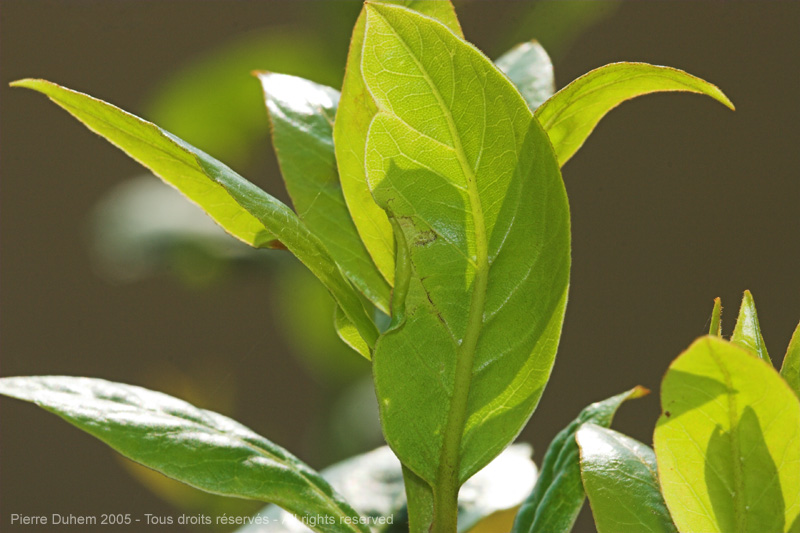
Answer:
706 344 746 531
22 382 363 533
368 6 490 490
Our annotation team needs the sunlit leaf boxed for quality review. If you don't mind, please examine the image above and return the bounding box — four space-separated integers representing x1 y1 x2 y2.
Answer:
0 377 369 533
577 424 677 533
535 62 734 166
654 336 800 533
12 79 378 350
258 72 390 314
731 290 771 364
496 40 555 111
709 297 722 337
334 0 463 285
361 2 570 501
511 386 648 533
781 321 800 399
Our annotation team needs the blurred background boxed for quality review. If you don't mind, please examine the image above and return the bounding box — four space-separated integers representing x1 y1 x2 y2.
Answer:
1 1 798 531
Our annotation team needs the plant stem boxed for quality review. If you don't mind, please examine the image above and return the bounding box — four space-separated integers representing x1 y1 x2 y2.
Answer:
431 483 459 533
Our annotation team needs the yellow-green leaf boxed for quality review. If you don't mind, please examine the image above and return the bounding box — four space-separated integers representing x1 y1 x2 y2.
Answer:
731 290 771 364
333 0 462 285
535 62 734 166
654 336 800 533
12 78 378 348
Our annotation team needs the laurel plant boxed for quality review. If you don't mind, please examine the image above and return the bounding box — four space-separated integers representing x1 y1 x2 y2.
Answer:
5 2 798 532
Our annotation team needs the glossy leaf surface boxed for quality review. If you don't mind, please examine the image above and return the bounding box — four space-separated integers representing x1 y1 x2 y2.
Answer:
334 0 462 285
654 336 800 533
535 62 734 166
12 79 377 349
361 3 570 489
258 72 390 313
781 321 800 399
238 445 537 533
512 386 647 533
731 290 771 364
577 424 677 533
495 40 555 111
0 377 368 533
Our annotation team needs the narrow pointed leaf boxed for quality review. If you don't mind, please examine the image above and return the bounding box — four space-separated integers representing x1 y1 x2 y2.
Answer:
709 297 722 336
654 336 800 533
12 79 377 349
511 386 648 533
0 376 369 533
334 0 463 285
781 321 800 399
576 424 677 533
731 290 771 364
534 62 735 166
361 3 571 489
495 40 555 111
258 72 390 314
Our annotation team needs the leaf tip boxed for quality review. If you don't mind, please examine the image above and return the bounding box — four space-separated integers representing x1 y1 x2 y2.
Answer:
630 385 650 399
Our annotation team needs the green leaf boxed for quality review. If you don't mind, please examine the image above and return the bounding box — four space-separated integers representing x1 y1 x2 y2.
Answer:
534 62 735 166
511 386 648 533
731 290 771 364
781 321 800 399
709 297 722 336
335 305 371 359
239 445 537 533
360 1 571 499
0 376 369 533
12 78 378 350
495 40 555 111
653 336 800 533
576 424 677 533
333 0 463 285
258 72 391 314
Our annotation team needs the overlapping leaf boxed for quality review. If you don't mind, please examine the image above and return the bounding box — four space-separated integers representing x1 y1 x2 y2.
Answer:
577 424 677 533
654 336 800 533
511 387 647 533
334 0 462 285
709 297 722 336
361 3 570 494
12 79 377 349
535 63 734 166
495 40 555 111
258 72 390 314
0 377 368 533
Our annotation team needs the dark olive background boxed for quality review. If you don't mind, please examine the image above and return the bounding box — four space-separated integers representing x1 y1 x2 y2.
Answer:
1 1 798 532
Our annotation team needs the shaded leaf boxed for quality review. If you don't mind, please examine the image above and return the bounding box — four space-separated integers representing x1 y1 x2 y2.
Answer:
511 386 648 533
576 424 677 533
495 40 555 111
239 445 537 533
333 0 463 285
709 297 722 337
535 62 734 166
654 336 800 533
731 290 771 364
781 321 800 399
361 2 570 496
258 72 390 314
12 79 377 350
0 377 368 533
